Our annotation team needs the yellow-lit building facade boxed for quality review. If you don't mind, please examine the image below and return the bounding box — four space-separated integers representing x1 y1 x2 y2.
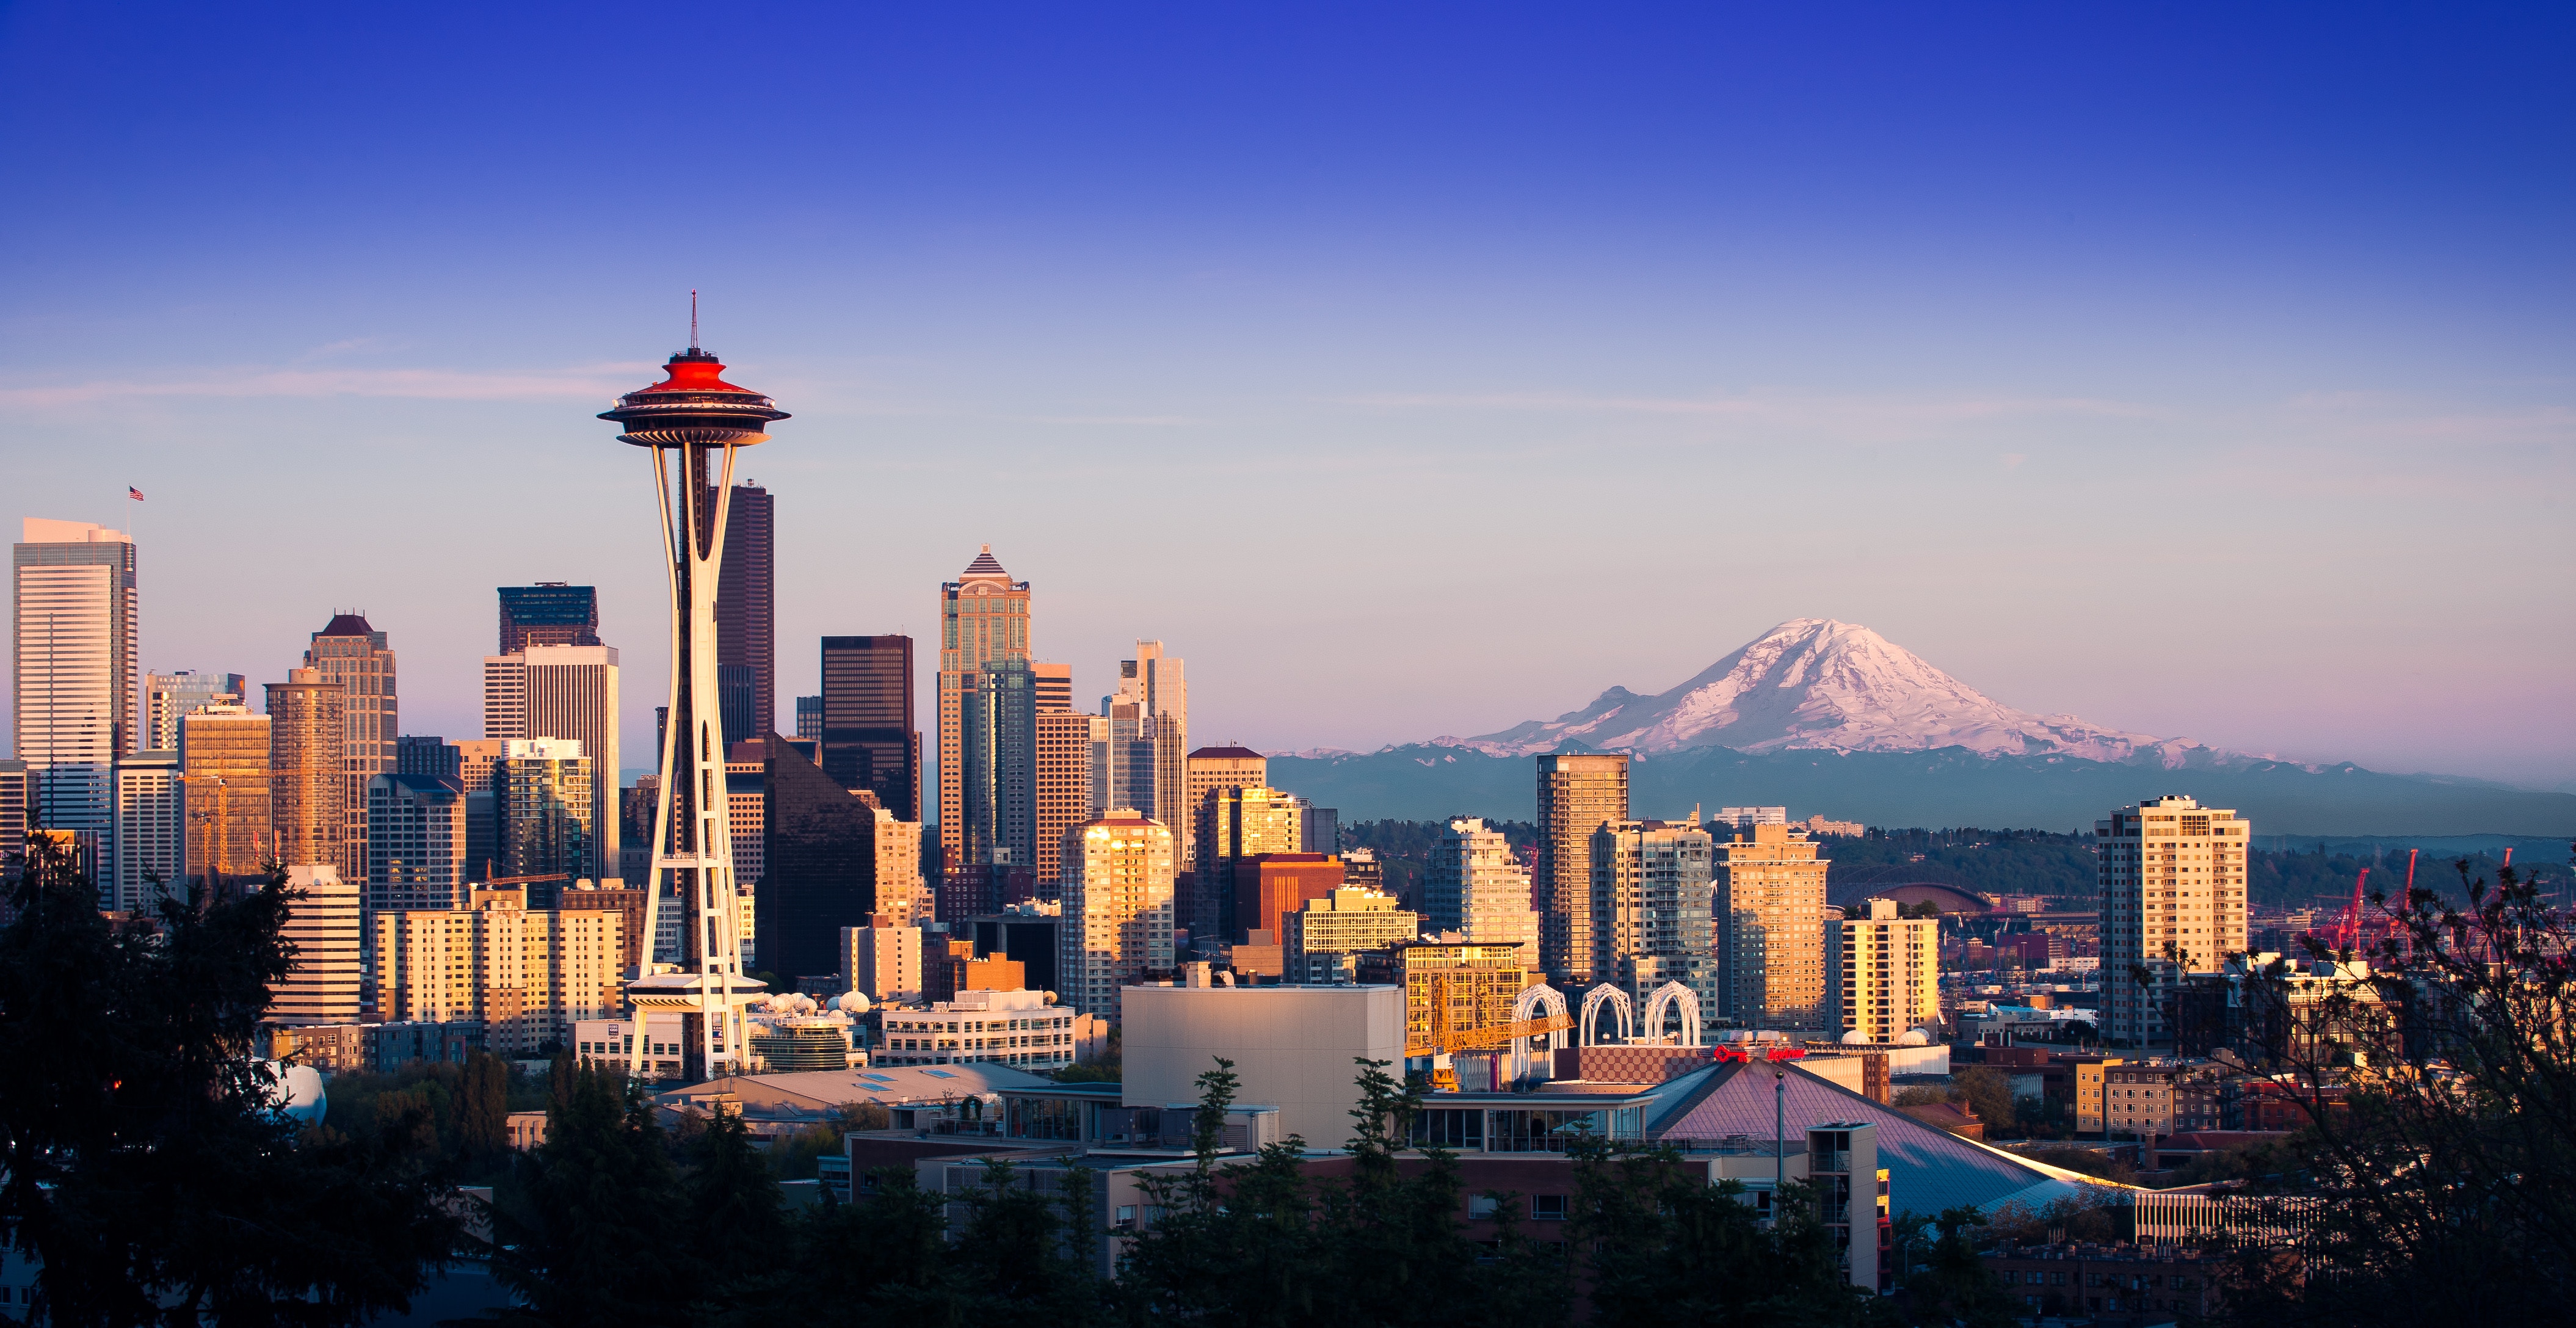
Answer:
1716 823 1830 1027
373 887 623 1053
1825 898 1940 1042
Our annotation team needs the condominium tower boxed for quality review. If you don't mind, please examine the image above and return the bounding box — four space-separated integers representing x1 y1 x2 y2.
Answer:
109 749 181 913
1058 810 1174 1021
2097 794 2250 1047
269 865 362 1026
1424 818 1539 960
13 519 139 843
1826 898 1941 1043
1714 822 1832 1027
1592 816 1716 1018
1536 752 1628 984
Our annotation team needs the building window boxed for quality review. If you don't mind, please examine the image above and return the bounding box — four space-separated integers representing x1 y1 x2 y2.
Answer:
1531 1194 1568 1221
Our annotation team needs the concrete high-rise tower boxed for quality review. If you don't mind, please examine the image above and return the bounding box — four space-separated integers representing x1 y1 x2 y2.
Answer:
13 519 139 850
938 547 1030 873
1536 752 1628 984
598 333 784 1080
304 613 397 877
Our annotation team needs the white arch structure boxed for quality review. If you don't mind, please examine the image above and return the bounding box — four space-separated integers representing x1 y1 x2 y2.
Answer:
1580 983 1634 1047
1506 983 1571 1083
1639 981 1702 1047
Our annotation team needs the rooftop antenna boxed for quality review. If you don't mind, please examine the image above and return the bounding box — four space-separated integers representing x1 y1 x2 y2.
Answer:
689 289 700 351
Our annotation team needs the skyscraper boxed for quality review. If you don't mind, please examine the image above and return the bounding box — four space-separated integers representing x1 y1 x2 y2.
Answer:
1536 752 1628 984
484 645 620 876
960 658 1037 874
1033 709 1097 896
13 519 139 845
1103 642 1186 847
147 670 245 752
820 634 917 819
494 737 594 888
110 749 182 913
2097 794 2250 1047
266 667 349 872
794 695 822 742
714 481 774 737
938 548 1029 872
1714 822 1830 1027
1593 816 1717 1020
0 760 27 888
304 613 398 877
759 736 892 983
1183 746 1266 876
1424 818 1539 959
497 583 601 654
1827 898 1940 1042
366 770 468 914
1059 810 1174 1021
179 705 271 891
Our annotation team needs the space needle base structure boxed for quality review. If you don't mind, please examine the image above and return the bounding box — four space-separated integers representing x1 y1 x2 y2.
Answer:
601 339 786 1081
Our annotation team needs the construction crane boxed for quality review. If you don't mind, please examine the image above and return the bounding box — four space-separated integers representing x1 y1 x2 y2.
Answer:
2335 867 2371 952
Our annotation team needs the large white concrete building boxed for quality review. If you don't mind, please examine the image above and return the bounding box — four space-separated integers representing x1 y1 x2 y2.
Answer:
270 865 363 1026
110 749 181 913
1121 981 1404 1148
2098 794 2249 1047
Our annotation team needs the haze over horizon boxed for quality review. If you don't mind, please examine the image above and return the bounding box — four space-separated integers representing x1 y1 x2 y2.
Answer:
3 4 2569 791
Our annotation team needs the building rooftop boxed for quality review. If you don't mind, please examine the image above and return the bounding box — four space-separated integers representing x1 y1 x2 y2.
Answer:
316 612 377 637
660 1062 1052 1116
1188 746 1265 760
960 545 1009 578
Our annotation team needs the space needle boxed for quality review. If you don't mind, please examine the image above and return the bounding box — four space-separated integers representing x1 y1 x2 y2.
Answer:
600 312 783 1081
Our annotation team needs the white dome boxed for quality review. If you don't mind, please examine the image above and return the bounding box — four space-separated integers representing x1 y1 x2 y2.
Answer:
1840 1027 1873 1045
830 990 873 1015
1898 1028 1931 1045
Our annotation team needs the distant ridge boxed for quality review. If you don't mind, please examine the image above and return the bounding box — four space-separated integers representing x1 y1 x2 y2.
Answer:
1260 619 2574 836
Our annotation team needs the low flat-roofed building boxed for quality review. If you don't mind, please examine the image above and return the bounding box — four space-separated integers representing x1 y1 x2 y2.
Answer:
1122 981 1404 1148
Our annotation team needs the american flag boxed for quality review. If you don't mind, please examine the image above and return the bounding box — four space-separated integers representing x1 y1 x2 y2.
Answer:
129 487 144 501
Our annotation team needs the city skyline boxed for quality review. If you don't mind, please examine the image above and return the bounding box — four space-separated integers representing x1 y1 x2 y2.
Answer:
1 5 2569 790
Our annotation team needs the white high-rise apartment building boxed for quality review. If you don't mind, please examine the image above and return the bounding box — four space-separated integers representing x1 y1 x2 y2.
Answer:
270 865 362 1026
110 750 183 913
485 645 620 874
2098 794 2250 1047
147 670 245 752
1718 807 1787 831
1826 898 1941 1042
1059 810 1174 1021
13 519 139 851
1424 818 1540 961
1593 816 1718 1021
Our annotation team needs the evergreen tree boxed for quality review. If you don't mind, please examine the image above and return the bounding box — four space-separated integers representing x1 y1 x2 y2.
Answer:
490 1060 699 1326
0 835 459 1324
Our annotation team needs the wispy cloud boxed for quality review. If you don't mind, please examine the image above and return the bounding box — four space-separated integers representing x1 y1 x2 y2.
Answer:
1337 388 2155 431
0 363 651 408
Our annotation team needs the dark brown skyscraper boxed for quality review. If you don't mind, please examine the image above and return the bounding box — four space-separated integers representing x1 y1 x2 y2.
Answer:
496 584 600 654
821 635 917 821
715 482 774 738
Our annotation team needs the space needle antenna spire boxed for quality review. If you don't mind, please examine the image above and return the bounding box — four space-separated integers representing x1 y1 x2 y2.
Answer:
599 324 788 1082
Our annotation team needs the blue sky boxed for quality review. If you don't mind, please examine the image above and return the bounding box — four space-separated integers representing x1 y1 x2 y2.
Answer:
4 3 2571 788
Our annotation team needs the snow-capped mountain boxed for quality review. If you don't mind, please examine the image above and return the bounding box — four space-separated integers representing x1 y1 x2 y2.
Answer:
1444 618 2218 764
